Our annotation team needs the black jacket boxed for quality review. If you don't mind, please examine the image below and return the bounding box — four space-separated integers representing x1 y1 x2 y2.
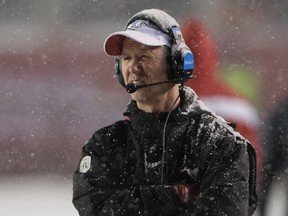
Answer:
73 87 257 216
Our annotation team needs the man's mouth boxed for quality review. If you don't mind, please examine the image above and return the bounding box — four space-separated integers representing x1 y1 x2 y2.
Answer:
129 80 145 85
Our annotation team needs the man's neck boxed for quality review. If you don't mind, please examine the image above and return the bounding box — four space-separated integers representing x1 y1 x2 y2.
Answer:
136 86 180 113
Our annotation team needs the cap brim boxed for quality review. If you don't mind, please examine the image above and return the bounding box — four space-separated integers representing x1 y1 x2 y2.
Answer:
104 30 167 56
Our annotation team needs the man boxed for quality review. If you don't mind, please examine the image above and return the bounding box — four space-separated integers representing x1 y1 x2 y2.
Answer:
73 9 257 215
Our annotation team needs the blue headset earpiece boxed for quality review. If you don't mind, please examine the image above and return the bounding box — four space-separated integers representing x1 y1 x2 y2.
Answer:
168 26 194 81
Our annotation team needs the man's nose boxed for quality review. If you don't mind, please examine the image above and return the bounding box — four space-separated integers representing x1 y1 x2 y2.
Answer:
129 59 142 74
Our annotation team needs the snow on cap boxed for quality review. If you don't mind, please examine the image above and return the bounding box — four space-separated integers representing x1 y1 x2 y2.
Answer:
104 19 172 56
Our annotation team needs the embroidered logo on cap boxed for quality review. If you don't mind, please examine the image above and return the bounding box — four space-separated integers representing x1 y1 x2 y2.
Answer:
79 155 91 173
127 19 150 31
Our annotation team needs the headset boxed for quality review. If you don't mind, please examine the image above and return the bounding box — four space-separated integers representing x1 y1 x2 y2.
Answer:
114 10 194 89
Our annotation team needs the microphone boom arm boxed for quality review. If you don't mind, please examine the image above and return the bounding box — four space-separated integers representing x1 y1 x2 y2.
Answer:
125 76 192 93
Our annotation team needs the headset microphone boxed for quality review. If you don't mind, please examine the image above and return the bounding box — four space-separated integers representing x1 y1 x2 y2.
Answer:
126 76 193 93
126 81 169 93
126 83 143 93
126 81 171 93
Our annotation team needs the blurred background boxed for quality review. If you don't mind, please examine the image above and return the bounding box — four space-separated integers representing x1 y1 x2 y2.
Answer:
0 0 287 215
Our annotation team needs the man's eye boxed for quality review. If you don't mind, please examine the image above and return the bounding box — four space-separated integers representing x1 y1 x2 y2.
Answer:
140 55 150 61
122 56 131 61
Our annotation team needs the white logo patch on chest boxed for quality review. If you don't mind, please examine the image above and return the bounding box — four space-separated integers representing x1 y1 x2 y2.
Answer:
79 155 91 173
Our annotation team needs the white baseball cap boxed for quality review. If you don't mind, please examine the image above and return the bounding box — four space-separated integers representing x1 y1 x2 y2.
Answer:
104 19 172 56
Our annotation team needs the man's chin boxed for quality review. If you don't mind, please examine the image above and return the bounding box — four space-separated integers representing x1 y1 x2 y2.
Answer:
131 91 148 102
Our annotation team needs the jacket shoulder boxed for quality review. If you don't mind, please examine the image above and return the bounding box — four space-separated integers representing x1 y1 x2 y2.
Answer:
95 120 130 135
93 120 130 137
86 120 130 148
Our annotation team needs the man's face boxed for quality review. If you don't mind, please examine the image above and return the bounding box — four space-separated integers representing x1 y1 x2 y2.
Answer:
121 38 171 103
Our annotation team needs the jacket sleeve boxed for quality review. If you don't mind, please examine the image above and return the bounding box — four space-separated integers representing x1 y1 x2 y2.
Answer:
188 123 258 216
72 123 182 216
